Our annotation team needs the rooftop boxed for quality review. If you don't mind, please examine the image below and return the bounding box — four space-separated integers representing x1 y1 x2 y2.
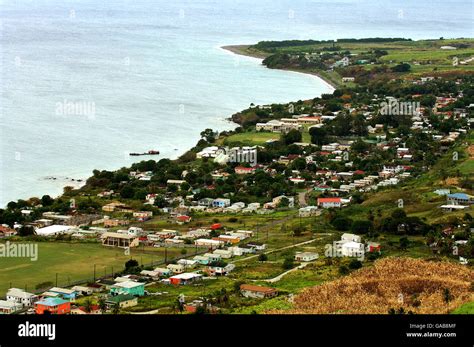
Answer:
240 284 277 293
36 297 69 307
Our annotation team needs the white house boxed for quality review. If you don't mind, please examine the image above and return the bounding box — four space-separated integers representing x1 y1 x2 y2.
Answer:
341 233 362 243
0 300 22 314
177 259 198 269
6 288 37 308
341 241 365 257
35 225 74 236
194 239 224 248
212 198 231 208
213 249 233 259
317 197 342 208
167 264 185 274
294 252 318 262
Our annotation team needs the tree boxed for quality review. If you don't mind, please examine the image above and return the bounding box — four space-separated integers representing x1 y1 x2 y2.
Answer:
293 226 304 237
351 220 372 234
98 297 107 314
391 208 407 220
112 303 120 314
41 195 54 206
283 129 302 145
392 63 411 72
125 259 139 270
18 225 35 237
282 257 294 270
399 236 409 250
309 127 328 146
443 288 453 314
258 254 268 262
331 216 353 231
120 186 135 199
348 259 362 270
83 298 93 313
175 298 184 313
200 128 216 143
339 265 350 275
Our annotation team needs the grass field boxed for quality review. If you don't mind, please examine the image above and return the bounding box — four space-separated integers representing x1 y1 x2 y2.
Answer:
0 242 183 295
238 38 474 87
452 301 474 314
222 131 280 146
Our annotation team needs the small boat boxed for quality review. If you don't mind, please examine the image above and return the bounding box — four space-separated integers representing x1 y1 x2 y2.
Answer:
129 150 160 156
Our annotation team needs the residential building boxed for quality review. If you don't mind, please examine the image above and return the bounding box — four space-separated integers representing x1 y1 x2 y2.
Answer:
110 281 145 297
240 284 278 299
6 288 37 307
169 273 203 285
212 198 231 208
0 225 16 238
295 252 318 262
341 233 362 243
447 193 474 205
133 211 153 221
167 264 185 274
317 197 342 208
0 300 22 314
35 297 71 315
48 287 78 301
103 218 130 228
101 232 139 248
195 238 224 249
105 294 138 309
341 241 365 257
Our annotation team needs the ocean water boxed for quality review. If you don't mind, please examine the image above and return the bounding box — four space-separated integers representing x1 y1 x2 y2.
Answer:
0 0 472 206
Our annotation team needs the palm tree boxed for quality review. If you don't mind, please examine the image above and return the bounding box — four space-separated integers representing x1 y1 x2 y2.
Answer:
112 302 120 315
98 297 107 314
83 298 93 313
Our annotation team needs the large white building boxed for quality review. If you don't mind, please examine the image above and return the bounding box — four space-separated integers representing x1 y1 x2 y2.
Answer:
6 288 38 308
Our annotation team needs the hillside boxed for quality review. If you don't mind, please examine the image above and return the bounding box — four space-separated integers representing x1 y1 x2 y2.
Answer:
271 257 473 314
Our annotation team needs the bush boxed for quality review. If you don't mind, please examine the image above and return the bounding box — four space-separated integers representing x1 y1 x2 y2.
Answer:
35 281 54 290
348 259 363 270
339 265 350 275
351 220 372 234
282 257 295 270
258 254 268 262
331 217 353 231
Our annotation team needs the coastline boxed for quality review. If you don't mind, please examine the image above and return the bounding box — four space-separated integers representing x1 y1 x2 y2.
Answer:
2 44 334 208
221 44 338 90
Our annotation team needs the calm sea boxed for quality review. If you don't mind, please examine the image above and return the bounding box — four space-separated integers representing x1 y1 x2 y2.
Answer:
0 0 472 206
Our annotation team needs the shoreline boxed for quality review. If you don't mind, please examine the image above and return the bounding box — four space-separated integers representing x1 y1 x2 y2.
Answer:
2 44 334 208
221 44 338 90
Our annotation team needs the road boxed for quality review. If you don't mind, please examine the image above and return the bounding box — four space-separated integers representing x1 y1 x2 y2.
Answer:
233 234 332 263
257 262 312 283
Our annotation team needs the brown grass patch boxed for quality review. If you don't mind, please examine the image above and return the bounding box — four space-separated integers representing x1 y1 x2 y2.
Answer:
468 145 474 159
270 257 473 314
